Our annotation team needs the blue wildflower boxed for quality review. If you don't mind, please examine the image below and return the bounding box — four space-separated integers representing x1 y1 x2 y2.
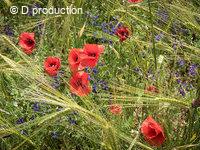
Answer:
20 130 28 135
177 79 181 84
85 67 89 73
4 25 14 36
51 75 60 89
51 131 59 139
88 75 91 81
101 81 109 91
178 59 185 67
91 15 99 26
102 85 109 91
157 9 169 23
172 43 177 50
179 88 186 97
51 81 60 89
175 72 179 77
188 64 197 76
33 3 41 8
93 15 99 20
172 39 178 50
16 118 24 124
37 22 44 34
133 67 140 73
108 40 113 45
182 81 187 87
100 20 120 35
117 22 123 28
58 70 65 76
180 28 189 36
111 27 116 35
92 68 98 75
33 102 40 112
98 80 108 91
88 75 93 81
155 33 163 41
101 22 107 29
27 3 41 16
68 116 77 125
92 83 97 93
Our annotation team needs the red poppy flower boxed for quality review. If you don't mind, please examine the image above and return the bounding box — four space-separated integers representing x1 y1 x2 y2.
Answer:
69 72 91 96
19 32 35 55
141 116 165 147
145 85 159 94
115 26 130 42
80 44 104 68
128 0 143 3
68 48 83 72
109 104 122 115
44 57 61 76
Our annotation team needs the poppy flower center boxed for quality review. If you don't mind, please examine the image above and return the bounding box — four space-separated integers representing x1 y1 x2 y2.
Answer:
76 79 86 89
26 39 34 46
88 53 96 57
76 79 82 86
121 31 128 37
49 63 56 67
147 128 157 138
74 56 78 62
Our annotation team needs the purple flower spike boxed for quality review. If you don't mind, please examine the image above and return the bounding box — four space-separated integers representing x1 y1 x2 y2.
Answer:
16 118 24 124
155 33 163 41
178 59 185 67
51 131 59 139
179 88 186 97
92 83 97 93
33 102 40 112
92 68 98 74
188 64 197 76
4 25 14 36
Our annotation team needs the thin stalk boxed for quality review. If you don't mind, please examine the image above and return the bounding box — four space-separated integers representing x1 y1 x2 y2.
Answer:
187 108 197 142
116 131 153 150
197 71 200 99
173 143 200 150
147 0 157 70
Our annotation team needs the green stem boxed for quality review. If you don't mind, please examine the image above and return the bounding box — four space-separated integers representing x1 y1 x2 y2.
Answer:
117 132 154 150
147 0 157 70
187 108 197 142
156 98 190 108
197 70 200 99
